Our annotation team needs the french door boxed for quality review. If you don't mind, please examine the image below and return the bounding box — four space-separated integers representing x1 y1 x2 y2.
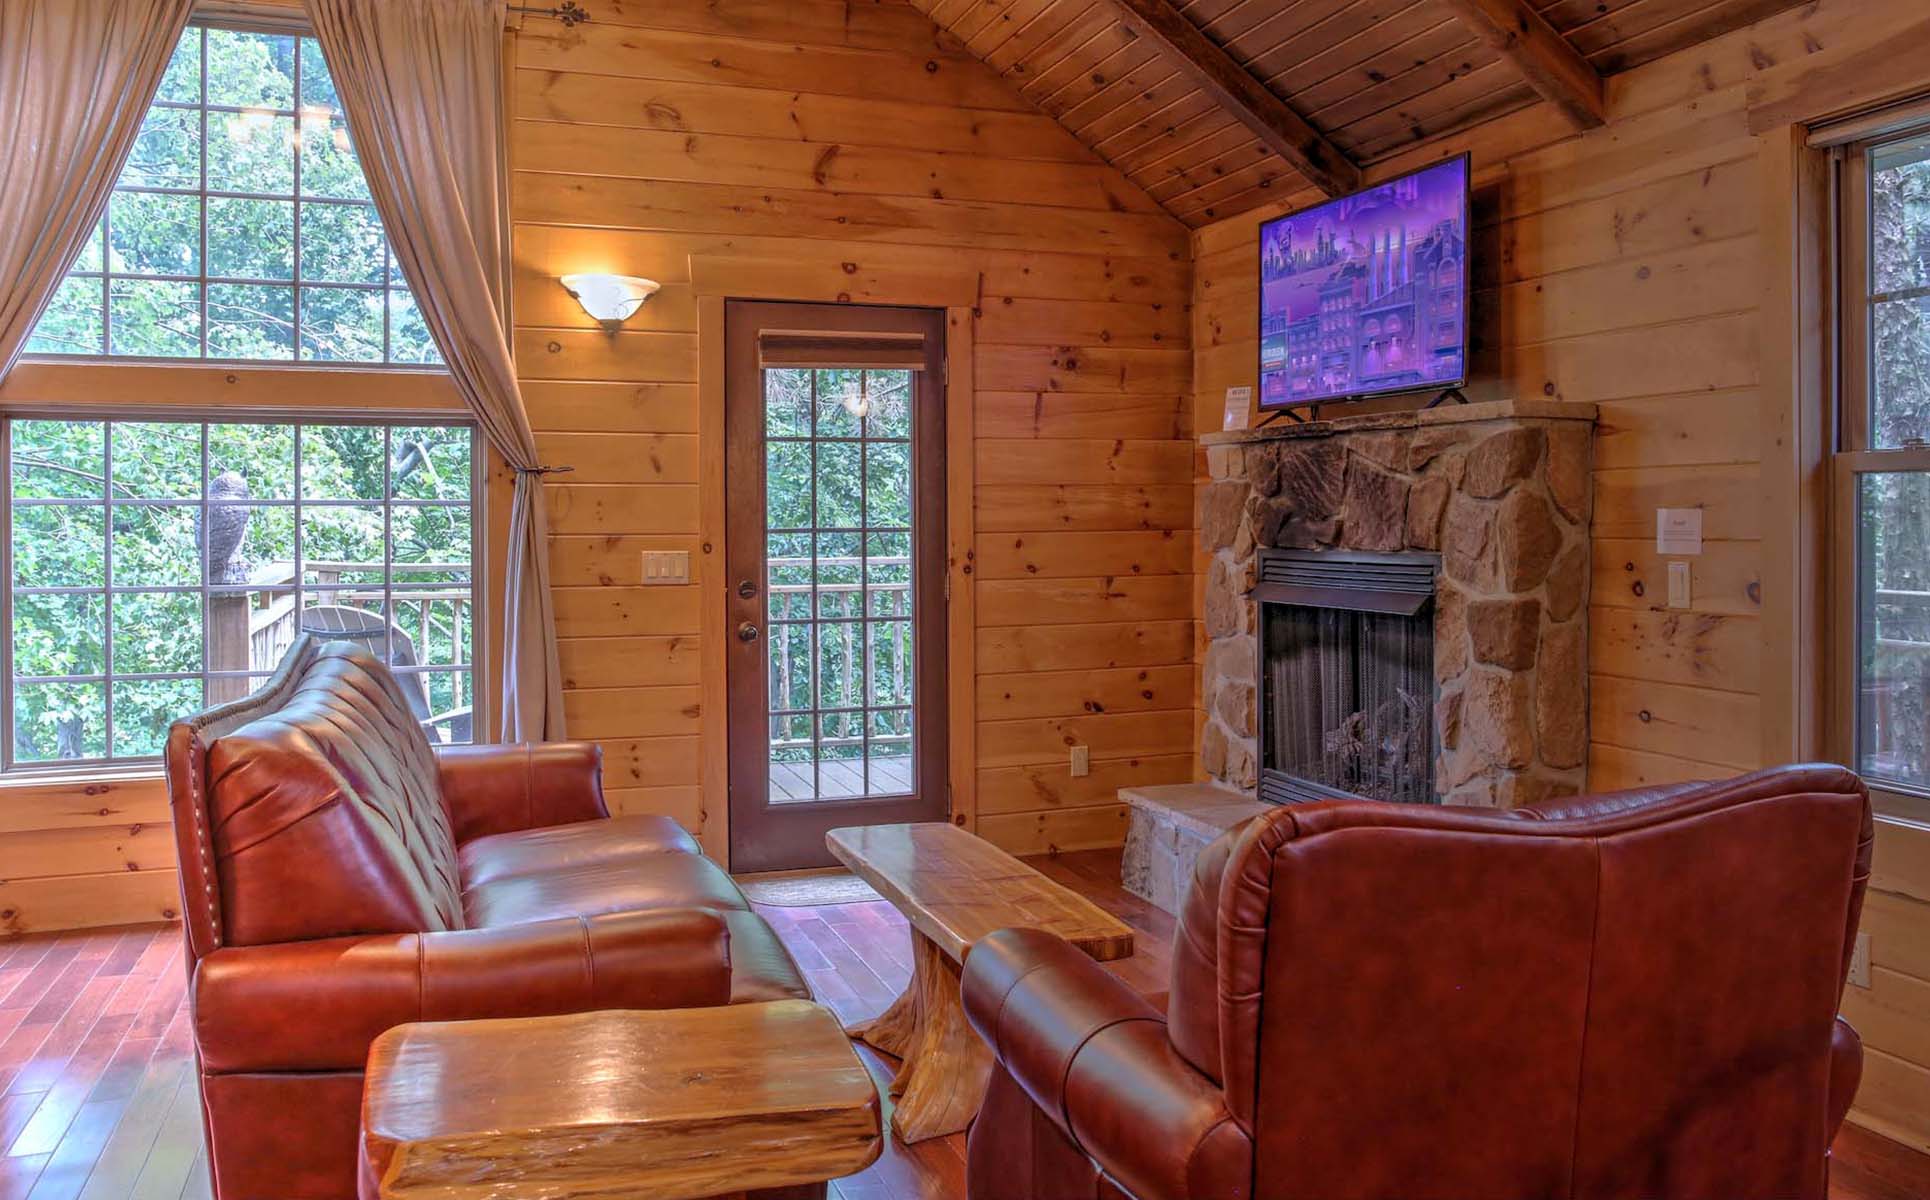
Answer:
725 301 948 872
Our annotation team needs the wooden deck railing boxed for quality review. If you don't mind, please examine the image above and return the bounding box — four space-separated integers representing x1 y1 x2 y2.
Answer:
207 559 470 705
766 554 912 758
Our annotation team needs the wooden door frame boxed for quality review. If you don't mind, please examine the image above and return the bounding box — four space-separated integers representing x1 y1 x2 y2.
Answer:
692 258 978 869
723 300 947 871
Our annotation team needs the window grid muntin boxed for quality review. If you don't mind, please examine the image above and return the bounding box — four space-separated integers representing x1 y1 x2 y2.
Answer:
28 23 431 368
765 368 916 801
3 414 477 771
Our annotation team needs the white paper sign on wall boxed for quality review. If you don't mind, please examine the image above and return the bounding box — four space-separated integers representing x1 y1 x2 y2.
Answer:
1223 386 1253 431
1656 508 1703 556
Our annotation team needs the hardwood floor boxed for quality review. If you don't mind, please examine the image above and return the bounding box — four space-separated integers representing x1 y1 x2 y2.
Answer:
0 848 1920 1199
0 924 204 1200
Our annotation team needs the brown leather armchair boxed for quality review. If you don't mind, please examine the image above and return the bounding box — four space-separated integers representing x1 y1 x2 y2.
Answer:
961 765 1873 1200
166 637 808 1199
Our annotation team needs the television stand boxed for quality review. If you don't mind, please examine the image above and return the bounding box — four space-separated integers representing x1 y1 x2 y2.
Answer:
1254 385 1469 428
1254 405 1316 429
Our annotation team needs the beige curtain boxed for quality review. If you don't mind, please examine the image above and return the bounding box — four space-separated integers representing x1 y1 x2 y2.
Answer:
305 0 565 742
0 0 196 378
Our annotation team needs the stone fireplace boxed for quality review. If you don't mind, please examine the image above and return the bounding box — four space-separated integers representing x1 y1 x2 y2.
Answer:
1199 399 1597 809
1123 400 1596 912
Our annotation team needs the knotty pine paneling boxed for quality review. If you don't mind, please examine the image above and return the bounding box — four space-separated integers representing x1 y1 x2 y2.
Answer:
0 775 179 935
511 0 1193 860
1187 0 1930 1149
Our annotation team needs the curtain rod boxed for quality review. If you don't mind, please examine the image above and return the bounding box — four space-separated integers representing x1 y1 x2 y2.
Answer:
191 2 593 32
507 1 590 25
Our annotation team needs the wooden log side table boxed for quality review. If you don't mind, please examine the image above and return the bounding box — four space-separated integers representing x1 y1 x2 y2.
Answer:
826 822 1135 1143
360 1000 882 1200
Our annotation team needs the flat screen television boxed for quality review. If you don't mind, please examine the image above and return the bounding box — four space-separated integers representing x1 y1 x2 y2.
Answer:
1257 154 1470 410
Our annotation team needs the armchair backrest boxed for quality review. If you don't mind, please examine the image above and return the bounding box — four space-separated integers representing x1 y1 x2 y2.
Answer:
1170 765 1871 1200
164 635 463 962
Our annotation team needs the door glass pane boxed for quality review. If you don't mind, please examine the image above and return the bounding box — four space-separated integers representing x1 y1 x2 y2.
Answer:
1856 472 1930 789
764 367 918 803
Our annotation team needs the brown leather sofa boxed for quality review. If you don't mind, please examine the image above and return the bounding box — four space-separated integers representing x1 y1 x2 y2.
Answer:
961 765 1873 1200
165 636 808 1199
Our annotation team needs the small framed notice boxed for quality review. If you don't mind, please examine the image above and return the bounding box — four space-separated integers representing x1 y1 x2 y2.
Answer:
1223 386 1253 431
1656 507 1703 556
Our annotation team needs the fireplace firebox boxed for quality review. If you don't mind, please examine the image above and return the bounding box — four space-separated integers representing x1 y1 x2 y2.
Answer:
1255 548 1439 805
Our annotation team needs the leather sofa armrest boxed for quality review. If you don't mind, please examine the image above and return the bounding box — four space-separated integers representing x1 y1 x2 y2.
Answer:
962 928 1252 1200
1830 1015 1863 1143
435 741 608 843
194 908 731 1073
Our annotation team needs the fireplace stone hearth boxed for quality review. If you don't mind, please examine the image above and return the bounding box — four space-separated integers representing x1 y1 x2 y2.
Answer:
1120 781 1270 912
1197 399 1597 810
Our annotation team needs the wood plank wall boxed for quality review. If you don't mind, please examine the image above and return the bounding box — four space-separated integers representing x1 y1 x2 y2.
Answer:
0 0 1195 929
1188 0 1930 1150
507 0 1197 859
2 1 1925 1158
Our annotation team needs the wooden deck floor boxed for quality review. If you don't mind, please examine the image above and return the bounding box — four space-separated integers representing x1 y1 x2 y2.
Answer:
0 849 1921 1199
769 753 914 803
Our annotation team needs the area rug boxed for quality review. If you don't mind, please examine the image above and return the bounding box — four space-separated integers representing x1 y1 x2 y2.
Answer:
736 869 883 907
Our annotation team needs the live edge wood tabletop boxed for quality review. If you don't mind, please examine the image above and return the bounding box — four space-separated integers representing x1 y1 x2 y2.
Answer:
826 822 1135 1144
359 1000 882 1200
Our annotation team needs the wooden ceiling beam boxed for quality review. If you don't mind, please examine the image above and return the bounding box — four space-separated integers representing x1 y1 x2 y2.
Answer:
1437 0 1606 129
1104 0 1361 198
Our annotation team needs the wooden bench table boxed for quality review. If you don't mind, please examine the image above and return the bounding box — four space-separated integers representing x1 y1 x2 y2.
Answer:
826 822 1135 1143
360 1000 881 1200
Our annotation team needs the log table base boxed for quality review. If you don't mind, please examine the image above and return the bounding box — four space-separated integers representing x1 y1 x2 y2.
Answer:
828 822 1135 1144
848 929 994 1143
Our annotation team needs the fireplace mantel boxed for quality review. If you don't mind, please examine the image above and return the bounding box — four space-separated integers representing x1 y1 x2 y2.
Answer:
1199 398 1596 450
1197 397 1598 810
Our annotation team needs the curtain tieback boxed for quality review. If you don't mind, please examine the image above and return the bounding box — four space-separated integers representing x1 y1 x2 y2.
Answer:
513 464 574 476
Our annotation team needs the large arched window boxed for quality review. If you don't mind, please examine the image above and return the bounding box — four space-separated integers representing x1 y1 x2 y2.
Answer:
24 24 440 366
4 22 475 769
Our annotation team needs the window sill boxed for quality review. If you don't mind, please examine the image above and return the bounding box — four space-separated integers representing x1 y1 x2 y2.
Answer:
1874 790 1930 830
0 764 164 790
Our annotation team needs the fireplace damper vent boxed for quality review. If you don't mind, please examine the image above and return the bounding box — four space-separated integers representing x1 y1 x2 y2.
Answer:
1256 549 1439 806
1253 549 1437 615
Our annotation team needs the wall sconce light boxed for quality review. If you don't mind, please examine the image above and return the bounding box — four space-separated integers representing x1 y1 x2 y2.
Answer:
560 273 660 331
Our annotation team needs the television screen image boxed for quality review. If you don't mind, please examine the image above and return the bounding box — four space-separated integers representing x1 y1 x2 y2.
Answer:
1258 155 1470 410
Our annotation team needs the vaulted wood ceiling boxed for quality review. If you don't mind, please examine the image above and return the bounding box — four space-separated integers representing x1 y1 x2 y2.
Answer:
907 0 1813 225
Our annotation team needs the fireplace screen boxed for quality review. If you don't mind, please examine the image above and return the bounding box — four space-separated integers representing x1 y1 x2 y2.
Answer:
1256 550 1437 805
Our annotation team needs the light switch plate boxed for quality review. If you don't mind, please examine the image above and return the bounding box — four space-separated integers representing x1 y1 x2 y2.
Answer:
1666 561 1691 609
1069 745 1090 777
641 550 689 585
1849 931 1872 989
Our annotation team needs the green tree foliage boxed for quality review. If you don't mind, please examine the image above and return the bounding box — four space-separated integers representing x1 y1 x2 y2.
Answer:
24 27 437 365
9 420 473 763
8 25 466 766
763 370 917 785
1862 146 1930 787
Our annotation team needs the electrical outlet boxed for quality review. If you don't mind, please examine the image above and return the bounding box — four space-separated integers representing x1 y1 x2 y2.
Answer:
640 550 689 585
1069 745 1090 777
1667 561 1691 609
1849 931 1872 989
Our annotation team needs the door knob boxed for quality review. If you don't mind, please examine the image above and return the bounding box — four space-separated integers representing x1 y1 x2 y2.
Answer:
737 579 758 599
737 622 760 643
